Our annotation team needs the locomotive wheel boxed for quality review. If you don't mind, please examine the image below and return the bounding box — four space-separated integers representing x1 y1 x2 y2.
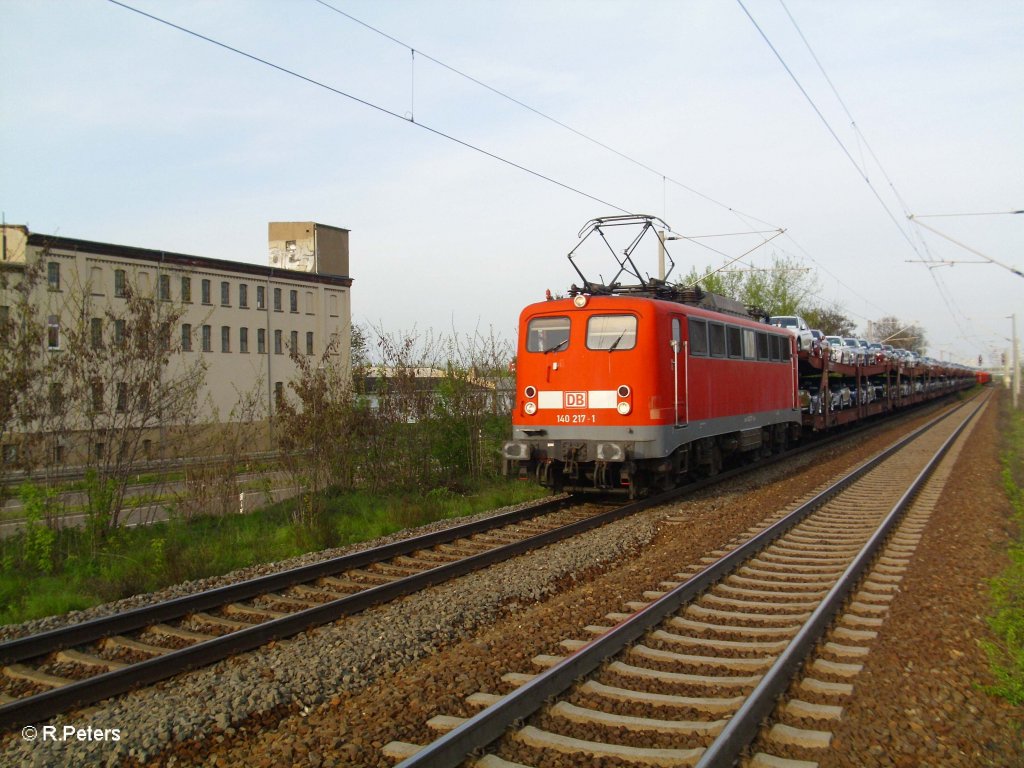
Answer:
772 424 790 454
697 441 722 477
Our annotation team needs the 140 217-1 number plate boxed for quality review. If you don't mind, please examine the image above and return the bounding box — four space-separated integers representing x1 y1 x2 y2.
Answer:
556 414 596 424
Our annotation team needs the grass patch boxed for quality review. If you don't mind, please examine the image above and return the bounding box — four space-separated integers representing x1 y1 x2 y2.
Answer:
984 399 1024 704
0 478 547 626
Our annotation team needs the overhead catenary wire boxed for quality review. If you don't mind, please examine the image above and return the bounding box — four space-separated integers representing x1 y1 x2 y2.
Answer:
310 0 782 230
908 216 1024 279
106 0 635 217
748 0 991 356
737 0 927 263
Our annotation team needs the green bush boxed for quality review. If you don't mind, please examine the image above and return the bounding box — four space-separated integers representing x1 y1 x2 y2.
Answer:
0 478 546 625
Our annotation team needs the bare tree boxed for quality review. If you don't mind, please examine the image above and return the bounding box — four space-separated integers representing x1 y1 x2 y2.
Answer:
870 315 928 354
0 255 47 478
54 279 206 533
276 335 359 525
174 380 269 520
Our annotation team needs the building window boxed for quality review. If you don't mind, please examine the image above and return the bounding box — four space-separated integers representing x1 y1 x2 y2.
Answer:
114 269 126 298
305 291 314 314
273 287 282 312
274 381 284 410
52 444 65 465
256 285 266 310
306 331 314 356
221 325 230 352
274 329 282 354
49 383 63 414
181 276 192 303
114 318 126 346
94 442 104 460
47 261 61 291
202 324 212 352
290 330 298 354
91 380 104 412
47 315 60 350
257 328 266 354
221 281 230 307
90 266 104 296
0 305 8 346
158 274 171 301
239 284 248 309
116 382 128 413
91 317 104 349
201 279 211 305
289 290 298 313
182 323 192 352
239 327 248 353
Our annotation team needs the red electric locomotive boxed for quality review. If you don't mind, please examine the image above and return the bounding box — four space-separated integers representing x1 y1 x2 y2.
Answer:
503 216 802 495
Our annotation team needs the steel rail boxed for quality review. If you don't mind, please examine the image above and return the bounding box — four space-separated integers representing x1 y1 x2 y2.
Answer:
0 391 977 732
0 496 575 666
697 392 985 767
0 489 666 730
395 394 982 768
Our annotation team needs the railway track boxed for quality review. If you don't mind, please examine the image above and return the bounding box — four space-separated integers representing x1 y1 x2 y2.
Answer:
384 392 987 767
0 495 613 730
0 393 976 737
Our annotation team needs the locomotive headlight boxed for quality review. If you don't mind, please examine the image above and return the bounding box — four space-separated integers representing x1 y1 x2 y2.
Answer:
617 384 631 398
616 401 632 415
596 443 624 461
502 441 531 460
524 385 537 399
524 401 537 415
573 294 588 308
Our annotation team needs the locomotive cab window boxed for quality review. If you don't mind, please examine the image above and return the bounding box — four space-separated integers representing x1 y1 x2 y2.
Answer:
756 332 770 360
526 316 570 353
586 314 637 351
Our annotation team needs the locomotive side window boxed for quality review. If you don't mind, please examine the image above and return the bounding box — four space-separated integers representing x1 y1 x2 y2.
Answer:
727 326 743 358
688 318 708 356
756 332 770 360
526 316 570 353
742 329 756 360
780 336 792 361
709 323 726 357
769 334 781 361
586 314 637 351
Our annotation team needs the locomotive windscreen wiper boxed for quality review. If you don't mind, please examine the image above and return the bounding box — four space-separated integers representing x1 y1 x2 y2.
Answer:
607 330 626 352
544 338 569 354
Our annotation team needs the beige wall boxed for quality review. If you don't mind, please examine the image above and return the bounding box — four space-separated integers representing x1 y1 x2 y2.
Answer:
2 227 352 460
268 221 349 277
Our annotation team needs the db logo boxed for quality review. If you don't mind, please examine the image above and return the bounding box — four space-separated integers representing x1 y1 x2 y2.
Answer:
564 391 587 408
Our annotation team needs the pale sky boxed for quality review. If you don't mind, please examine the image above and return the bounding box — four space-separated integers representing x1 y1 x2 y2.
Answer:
2 0 1021 365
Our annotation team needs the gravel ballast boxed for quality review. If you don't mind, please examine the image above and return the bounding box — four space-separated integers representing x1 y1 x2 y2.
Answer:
3 394 1020 766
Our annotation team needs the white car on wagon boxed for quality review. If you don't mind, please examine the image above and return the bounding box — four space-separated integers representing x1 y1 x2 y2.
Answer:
768 315 815 352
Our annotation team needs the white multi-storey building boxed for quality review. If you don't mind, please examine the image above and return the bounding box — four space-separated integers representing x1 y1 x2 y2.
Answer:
0 221 352 462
